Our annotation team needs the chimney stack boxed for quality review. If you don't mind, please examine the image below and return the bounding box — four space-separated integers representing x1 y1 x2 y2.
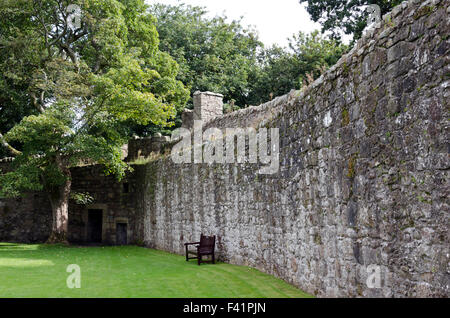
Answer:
182 91 223 129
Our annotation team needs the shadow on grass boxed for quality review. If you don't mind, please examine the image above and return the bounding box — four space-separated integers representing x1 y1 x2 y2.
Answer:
0 243 58 270
0 242 69 252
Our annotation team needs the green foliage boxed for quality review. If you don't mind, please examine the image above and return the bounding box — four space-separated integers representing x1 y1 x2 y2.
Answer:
0 0 189 197
149 3 262 109
0 0 43 158
70 192 94 205
248 31 348 105
299 0 402 42
223 100 241 114
150 3 347 109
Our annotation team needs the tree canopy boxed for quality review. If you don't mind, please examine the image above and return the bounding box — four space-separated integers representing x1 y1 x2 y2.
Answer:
248 31 347 105
149 3 262 109
0 0 189 242
149 3 347 110
299 0 402 42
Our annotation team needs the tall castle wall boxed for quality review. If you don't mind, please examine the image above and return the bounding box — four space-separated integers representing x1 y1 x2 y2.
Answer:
139 0 449 297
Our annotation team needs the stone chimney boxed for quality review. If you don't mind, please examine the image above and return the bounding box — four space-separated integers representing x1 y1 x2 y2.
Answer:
182 91 223 129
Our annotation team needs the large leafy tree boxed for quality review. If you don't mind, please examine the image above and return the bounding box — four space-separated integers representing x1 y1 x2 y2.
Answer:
0 0 189 243
299 0 402 42
147 3 346 110
149 3 262 109
248 31 347 105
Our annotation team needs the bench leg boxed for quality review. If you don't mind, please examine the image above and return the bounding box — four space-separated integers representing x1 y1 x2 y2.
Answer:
212 253 215 264
198 254 201 266
185 245 188 261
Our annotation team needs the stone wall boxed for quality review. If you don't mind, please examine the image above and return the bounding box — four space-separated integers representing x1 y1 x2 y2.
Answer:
127 91 225 161
182 91 224 129
139 0 449 297
192 91 224 124
68 165 140 245
0 159 52 242
0 162 141 245
127 135 170 162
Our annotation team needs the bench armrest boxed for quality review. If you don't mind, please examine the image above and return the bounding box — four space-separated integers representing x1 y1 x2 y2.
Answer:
184 242 200 246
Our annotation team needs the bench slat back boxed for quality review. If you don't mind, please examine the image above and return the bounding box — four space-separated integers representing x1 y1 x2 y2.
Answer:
199 234 215 252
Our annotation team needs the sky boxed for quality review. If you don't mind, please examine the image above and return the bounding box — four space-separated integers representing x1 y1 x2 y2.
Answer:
147 0 321 48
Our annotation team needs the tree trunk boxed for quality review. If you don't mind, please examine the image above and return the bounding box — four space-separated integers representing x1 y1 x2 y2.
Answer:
46 160 71 244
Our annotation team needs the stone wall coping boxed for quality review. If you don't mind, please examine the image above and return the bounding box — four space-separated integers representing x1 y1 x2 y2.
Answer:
193 91 224 98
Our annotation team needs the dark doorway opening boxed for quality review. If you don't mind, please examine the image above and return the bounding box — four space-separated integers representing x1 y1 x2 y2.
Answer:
87 210 103 243
116 223 127 245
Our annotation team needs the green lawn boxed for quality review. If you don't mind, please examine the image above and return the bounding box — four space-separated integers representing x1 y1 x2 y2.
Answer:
0 243 312 298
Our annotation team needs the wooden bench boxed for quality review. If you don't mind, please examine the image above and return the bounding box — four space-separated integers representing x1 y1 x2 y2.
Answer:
184 234 216 265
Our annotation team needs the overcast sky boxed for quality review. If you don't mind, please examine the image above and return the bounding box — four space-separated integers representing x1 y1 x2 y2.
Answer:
147 0 321 48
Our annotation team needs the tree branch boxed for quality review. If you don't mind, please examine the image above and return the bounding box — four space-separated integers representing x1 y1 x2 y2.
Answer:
30 92 45 113
0 132 21 157
59 42 79 71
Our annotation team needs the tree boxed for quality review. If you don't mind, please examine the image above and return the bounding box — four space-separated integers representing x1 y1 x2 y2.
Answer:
299 0 402 42
0 0 42 158
0 0 189 243
247 46 299 105
149 3 262 109
148 4 346 110
248 31 347 105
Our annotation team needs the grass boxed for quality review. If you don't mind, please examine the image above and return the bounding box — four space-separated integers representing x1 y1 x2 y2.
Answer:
0 243 312 298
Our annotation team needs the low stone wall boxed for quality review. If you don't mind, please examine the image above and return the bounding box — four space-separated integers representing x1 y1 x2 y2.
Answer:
68 165 140 244
0 163 141 245
0 192 51 243
127 135 170 162
140 0 449 297
0 160 52 243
